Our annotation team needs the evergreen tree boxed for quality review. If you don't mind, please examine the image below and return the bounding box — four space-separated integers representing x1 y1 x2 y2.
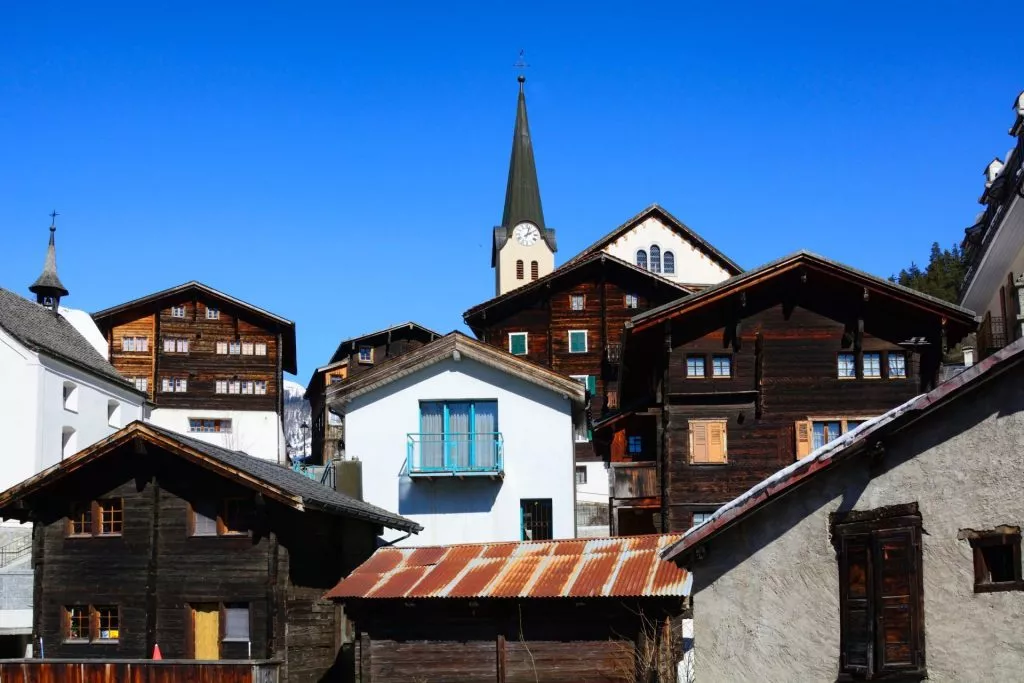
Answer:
892 242 966 304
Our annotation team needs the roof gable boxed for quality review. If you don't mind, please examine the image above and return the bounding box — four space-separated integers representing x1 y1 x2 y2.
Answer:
327 332 585 407
563 204 742 276
91 281 297 373
328 322 440 364
0 422 420 533
0 288 140 393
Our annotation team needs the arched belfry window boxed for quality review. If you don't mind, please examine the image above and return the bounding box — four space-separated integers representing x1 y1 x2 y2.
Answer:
636 249 648 270
650 245 661 274
531 261 539 280
516 260 524 280
663 251 675 275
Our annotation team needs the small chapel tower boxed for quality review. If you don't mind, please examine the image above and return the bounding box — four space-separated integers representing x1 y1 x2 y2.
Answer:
29 214 69 313
492 75 556 296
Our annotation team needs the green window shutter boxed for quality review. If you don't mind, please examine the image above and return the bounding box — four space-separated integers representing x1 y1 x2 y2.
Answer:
509 333 526 355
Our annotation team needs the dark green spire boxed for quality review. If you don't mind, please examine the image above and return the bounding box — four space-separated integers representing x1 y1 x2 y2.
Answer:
501 76 545 231
30 215 69 312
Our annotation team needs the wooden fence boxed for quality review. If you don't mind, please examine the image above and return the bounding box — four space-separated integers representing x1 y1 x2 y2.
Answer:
0 659 281 683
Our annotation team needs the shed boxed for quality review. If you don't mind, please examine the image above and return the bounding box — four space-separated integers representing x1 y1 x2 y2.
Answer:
326 534 690 683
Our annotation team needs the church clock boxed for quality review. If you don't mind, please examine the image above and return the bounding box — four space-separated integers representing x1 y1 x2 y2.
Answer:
513 222 541 246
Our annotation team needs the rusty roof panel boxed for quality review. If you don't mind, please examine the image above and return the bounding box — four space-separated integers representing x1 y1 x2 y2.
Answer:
325 534 689 601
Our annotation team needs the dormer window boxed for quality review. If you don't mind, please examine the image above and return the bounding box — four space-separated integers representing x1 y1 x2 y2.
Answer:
358 346 374 364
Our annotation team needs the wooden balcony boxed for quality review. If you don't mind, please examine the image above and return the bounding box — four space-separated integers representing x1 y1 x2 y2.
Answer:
612 462 658 499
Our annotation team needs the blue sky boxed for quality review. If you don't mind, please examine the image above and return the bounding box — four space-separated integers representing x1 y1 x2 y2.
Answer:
2 2 1021 382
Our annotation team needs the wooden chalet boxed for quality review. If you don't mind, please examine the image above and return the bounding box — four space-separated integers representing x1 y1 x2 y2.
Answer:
326 535 690 683
305 322 440 465
596 251 977 535
0 421 420 683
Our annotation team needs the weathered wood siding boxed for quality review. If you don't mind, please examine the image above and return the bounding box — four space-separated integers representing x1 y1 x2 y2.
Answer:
107 314 156 400
0 660 280 683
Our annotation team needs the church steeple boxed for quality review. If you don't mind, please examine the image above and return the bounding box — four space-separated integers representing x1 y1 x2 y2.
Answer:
29 212 69 313
502 75 546 231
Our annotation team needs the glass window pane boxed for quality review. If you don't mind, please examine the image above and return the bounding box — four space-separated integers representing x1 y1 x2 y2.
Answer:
223 605 250 641
193 501 218 536
838 353 856 378
889 352 907 378
863 353 881 378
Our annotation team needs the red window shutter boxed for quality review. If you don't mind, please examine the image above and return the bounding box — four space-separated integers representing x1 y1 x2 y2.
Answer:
839 533 873 674
873 528 922 673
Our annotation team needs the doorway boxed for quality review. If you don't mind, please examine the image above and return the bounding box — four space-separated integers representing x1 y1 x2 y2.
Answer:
191 603 220 660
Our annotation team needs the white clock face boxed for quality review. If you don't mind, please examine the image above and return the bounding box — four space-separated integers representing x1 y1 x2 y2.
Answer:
513 222 541 246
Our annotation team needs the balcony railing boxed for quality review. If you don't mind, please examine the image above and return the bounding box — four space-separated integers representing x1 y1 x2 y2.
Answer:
291 460 335 489
606 343 622 364
407 433 504 478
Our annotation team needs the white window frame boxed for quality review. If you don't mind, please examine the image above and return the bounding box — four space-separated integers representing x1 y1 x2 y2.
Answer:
624 293 639 309
508 332 528 356
568 330 588 354
837 352 856 379
241 342 254 356
206 307 220 320
254 342 267 356
170 305 186 318
254 380 267 395
228 380 241 395
130 377 148 393
229 341 241 355
215 380 228 394
888 351 907 379
216 341 228 355
570 294 585 311
358 346 374 364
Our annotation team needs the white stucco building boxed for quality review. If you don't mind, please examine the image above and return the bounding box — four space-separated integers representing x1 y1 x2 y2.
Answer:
327 332 586 546
0 225 147 653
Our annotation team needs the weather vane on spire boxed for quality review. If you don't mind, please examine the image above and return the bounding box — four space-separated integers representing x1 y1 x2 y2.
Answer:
49 210 59 229
514 49 529 86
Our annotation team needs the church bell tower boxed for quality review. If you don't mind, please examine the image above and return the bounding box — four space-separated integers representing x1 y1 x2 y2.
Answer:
29 213 70 313
492 75 556 296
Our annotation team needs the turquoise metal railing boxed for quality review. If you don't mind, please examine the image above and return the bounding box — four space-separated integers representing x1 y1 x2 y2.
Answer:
406 432 503 476
291 460 335 488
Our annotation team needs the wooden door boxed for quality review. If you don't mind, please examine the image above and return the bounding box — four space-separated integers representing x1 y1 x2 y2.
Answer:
193 604 220 660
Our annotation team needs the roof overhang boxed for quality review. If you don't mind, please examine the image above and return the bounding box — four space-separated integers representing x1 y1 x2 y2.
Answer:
961 194 1024 313
328 322 441 364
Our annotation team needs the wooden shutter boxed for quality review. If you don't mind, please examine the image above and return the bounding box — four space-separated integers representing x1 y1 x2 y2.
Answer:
839 533 873 675
690 422 708 463
794 420 812 459
873 528 922 673
611 429 626 461
707 421 727 463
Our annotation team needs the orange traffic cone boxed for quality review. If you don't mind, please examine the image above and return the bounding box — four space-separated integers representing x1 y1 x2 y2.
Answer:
152 644 162 660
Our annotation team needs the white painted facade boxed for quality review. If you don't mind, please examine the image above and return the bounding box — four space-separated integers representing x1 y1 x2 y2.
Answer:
602 214 733 286
576 461 609 504
146 407 285 463
343 356 577 545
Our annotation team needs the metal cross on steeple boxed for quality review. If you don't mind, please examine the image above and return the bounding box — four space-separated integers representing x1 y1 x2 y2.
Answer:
514 49 529 87
49 210 59 228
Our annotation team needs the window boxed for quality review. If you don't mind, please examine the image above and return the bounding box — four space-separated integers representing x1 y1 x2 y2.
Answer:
888 352 907 379
530 261 539 280
67 504 92 536
216 341 228 355
206 306 220 320
805 418 873 452
712 355 732 378
241 342 254 355
417 400 500 471
215 380 228 394
121 336 148 352
98 499 123 535
686 355 706 378
627 435 643 454
863 352 881 378
223 604 250 642
61 427 77 459
107 400 120 428
228 380 241 394
663 251 675 275
63 381 78 412
624 293 639 309
95 606 119 640
521 499 553 541
568 330 588 353
163 337 189 353
161 377 187 393
636 249 647 269
516 259 524 280
961 527 1023 592
358 346 373 363
570 294 585 311
254 342 267 356
570 375 596 442
189 418 232 433
692 511 715 526
508 332 528 356
171 305 186 318
64 606 89 641
190 500 249 536
837 352 856 379
650 245 661 273
575 466 587 485
221 499 250 535
832 504 924 679
229 341 241 355
240 381 255 395
254 380 267 395
689 419 727 464
128 377 148 392
192 500 219 537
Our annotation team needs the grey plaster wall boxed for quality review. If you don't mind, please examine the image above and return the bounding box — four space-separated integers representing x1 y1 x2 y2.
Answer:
691 363 1024 682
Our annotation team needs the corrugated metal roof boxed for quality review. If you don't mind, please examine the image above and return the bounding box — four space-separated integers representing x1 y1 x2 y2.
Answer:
326 534 690 600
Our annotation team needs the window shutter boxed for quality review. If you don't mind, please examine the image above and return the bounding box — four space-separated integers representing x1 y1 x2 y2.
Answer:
874 528 922 673
690 422 708 463
794 420 812 459
839 533 873 675
708 422 726 463
611 429 626 460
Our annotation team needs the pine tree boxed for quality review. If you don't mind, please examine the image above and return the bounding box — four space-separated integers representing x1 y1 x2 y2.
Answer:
892 242 966 304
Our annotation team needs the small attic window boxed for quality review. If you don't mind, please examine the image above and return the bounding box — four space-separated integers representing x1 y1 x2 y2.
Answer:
107 400 121 429
63 381 78 413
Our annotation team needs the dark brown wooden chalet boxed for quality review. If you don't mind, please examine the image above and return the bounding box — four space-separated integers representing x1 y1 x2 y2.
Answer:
0 422 419 683
305 323 439 465
91 281 297 415
464 252 694 462
326 534 690 683
596 251 977 536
